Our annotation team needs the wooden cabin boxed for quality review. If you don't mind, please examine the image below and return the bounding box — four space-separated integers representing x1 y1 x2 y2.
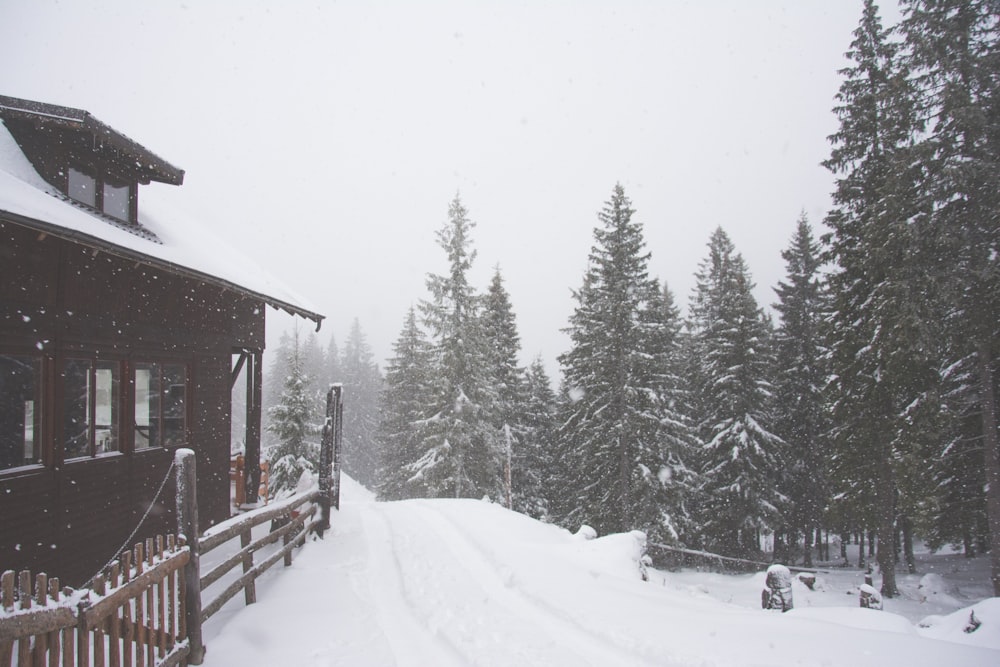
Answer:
0 95 323 586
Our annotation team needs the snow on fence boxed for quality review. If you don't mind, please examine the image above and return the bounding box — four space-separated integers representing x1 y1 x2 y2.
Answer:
198 490 321 622
0 534 190 667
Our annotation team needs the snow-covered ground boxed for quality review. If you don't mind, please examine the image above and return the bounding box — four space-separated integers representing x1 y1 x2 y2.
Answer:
201 477 999 666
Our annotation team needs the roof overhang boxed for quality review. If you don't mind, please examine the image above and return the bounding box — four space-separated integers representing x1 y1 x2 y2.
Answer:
0 208 325 330
0 95 184 186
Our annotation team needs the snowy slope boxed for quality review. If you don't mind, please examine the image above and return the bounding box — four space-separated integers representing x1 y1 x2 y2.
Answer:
201 478 999 667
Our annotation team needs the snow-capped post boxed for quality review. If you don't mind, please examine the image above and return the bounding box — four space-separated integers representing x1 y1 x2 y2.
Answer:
761 564 793 612
175 448 205 664
332 383 344 510
317 384 338 535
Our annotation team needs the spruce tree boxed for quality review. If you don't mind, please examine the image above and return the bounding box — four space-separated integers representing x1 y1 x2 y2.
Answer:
266 327 320 496
687 227 783 559
418 195 501 498
556 184 679 542
340 318 383 490
902 0 1000 596
481 267 526 509
517 358 558 519
772 214 829 566
376 307 436 500
823 0 932 596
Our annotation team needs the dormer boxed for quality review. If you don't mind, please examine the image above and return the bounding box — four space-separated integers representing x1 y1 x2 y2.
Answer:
0 94 183 234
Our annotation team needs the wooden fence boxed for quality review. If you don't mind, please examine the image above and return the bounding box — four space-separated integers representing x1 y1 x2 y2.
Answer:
198 491 321 622
0 383 345 666
0 535 190 667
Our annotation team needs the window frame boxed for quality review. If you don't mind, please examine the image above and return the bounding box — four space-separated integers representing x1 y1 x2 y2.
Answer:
0 350 44 472
63 164 137 224
61 356 123 461
132 360 189 452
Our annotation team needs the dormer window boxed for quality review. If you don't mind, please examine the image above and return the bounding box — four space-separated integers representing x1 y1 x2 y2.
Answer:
67 166 135 223
67 167 96 207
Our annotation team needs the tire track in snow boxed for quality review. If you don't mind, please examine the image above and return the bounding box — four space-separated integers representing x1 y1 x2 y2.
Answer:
389 501 663 667
357 502 467 667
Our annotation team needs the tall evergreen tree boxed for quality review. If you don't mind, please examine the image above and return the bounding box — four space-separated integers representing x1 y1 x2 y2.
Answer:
481 267 526 509
340 318 383 489
823 0 932 596
266 326 320 496
555 184 680 542
417 194 501 498
772 214 829 566
687 227 783 559
376 307 436 500
517 357 558 519
902 0 1000 596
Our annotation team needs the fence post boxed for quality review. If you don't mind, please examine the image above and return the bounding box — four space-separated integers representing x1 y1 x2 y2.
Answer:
318 386 334 535
332 384 344 510
175 448 206 664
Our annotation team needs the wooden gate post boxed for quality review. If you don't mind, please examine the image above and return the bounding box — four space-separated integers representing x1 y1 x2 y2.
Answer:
176 448 206 664
332 384 344 510
318 387 334 535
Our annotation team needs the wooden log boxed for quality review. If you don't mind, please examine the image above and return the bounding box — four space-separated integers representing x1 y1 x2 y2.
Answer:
93 576 106 667
0 606 76 643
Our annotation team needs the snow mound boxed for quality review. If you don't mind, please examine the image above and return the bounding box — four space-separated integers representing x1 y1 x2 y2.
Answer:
917 598 1000 650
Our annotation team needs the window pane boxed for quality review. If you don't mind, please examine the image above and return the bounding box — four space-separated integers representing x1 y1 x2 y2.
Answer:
63 359 91 459
94 362 119 453
102 182 130 221
134 363 158 450
68 168 96 206
162 364 186 447
0 355 40 470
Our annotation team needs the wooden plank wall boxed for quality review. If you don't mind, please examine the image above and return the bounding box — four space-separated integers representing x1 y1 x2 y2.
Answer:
0 220 265 586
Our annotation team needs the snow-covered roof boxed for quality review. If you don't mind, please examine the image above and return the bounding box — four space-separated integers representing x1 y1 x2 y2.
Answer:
0 110 324 327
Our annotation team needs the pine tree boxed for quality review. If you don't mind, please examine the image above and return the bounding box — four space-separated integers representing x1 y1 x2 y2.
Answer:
481 267 526 509
516 357 557 519
417 194 501 498
687 227 783 559
555 184 680 542
266 327 320 497
772 214 829 566
376 307 436 500
901 0 1000 596
823 0 933 596
340 318 383 490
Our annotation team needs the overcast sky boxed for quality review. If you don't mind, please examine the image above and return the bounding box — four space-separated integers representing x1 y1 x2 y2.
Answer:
0 0 902 379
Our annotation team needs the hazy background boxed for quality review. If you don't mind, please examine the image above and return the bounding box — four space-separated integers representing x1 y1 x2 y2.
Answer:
0 0 900 377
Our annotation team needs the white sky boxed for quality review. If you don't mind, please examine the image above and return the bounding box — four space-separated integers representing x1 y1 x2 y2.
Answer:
0 0 902 378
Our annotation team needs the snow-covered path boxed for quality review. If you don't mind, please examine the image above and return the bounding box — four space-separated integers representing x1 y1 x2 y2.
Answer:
201 479 999 666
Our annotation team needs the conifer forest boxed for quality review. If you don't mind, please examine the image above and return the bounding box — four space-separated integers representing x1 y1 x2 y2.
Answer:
263 0 1000 598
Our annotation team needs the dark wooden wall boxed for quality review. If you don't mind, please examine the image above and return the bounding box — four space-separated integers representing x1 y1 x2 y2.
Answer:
0 219 266 586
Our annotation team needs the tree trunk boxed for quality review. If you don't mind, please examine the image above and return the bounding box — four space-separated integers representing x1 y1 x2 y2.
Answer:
977 342 1000 596
858 529 865 569
840 533 848 564
901 515 916 574
803 525 813 568
876 454 899 597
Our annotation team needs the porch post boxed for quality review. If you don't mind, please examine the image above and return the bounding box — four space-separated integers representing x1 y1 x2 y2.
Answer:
244 350 263 504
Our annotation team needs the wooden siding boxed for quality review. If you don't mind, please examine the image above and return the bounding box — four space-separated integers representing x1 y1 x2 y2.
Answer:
1 219 264 586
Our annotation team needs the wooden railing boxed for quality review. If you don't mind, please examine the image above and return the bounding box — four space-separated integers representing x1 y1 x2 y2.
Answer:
198 490 321 622
0 535 190 667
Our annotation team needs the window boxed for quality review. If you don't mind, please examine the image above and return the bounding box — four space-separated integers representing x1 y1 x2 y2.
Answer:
63 358 119 459
68 168 96 206
102 182 130 221
65 167 135 223
134 362 186 450
0 354 41 470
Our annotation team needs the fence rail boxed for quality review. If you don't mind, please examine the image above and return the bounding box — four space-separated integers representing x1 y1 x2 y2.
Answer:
0 535 190 667
198 491 321 622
